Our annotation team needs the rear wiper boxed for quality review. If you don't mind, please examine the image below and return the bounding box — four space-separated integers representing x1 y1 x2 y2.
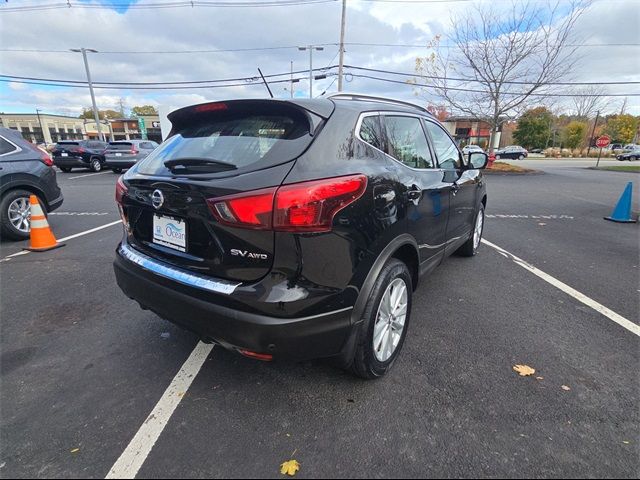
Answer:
163 157 237 173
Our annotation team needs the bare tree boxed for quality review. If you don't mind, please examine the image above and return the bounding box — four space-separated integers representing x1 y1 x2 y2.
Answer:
571 85 607 119
414 1 588 152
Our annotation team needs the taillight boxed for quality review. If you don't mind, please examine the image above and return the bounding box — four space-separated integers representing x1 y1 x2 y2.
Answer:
28 143 53 167
130 148 139 155
207 174 367 233
115 176 128 205
115 176 129 228
73 147 85 154
273 175 367 232
194 102 228 113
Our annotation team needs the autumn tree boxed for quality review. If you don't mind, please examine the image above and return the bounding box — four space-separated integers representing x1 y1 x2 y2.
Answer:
414 0 587 152
426 104 450 122
79 108 121 120
603 114 639 144
563 120 588 148
513 107 554 150
571 85 607 120
131 105 159 116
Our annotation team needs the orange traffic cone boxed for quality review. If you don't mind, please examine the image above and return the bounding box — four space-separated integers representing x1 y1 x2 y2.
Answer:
24 195 64 252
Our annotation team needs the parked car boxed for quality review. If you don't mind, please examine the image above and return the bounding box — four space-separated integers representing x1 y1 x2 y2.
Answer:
0 127 63 240
462 144 484 155
52 140 108 172
494 145 528 160
617 147 640 161
113 95 488 379
622 144 639 151
104 140 159 173
609 143 624 151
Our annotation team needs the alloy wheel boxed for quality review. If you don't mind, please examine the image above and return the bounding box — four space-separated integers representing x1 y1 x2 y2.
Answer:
8 196 31 233
372 278 408 362
473 209 484 251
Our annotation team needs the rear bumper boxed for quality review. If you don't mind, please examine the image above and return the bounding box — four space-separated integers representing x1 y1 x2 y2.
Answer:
113 243 354 360
104 157 138 169
48 193 64 212
53 156 89 167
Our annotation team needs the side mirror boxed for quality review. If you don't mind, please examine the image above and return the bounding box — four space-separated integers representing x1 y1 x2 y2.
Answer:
468 152 489 170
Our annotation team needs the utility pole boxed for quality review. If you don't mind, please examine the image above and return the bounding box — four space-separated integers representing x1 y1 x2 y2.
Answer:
337 0 347 92
35 108 45 144
587 110 600 155
70 48 104 141
298 45 324 98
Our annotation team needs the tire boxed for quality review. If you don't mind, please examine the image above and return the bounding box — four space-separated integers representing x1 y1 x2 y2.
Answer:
0 189 38 241
348 258 413 379
59 167 72 173
112 168 123 174
632 156 637 161
495 155 501 160
90 157 102 172
456 204 485 257
518 155 524 160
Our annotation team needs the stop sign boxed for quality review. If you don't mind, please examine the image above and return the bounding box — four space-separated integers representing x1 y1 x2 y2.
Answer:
596 135 611 148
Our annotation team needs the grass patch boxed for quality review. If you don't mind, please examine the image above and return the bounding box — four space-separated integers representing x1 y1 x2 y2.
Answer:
591 166 640 173
485 161 537 174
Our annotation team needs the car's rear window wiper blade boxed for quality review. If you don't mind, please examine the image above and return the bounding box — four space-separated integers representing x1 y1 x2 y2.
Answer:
163 157 237 172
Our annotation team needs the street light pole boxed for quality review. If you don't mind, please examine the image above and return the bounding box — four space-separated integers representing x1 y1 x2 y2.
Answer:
298 45 324 98
71 48 104 141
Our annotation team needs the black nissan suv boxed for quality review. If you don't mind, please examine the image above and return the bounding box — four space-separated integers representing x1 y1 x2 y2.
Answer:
114 95 488 378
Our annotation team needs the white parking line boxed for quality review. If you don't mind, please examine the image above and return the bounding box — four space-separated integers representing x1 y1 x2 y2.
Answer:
1 220 122 261
68 171 111 180
482 239 640 337
106 342 214 479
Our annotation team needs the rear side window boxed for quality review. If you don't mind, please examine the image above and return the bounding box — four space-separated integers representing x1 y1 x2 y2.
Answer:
88 142 105 149
383 116 435 169
137 103 314 176
140 142 155 149
359 115 384 151
0 136 19 156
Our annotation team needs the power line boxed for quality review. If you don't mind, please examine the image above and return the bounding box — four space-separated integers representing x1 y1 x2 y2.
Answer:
2 41 636 55
0 0 338 13
0 66 337 86
346 73 640 97
344 65 640 86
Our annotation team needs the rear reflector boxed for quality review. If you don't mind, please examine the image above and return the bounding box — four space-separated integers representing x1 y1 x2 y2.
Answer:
207 174 367 233
239 350 273 362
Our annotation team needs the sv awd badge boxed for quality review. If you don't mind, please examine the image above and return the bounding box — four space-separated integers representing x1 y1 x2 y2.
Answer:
231 249 268 260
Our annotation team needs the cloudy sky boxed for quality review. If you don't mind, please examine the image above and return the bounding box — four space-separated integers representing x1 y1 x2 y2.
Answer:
1 0 639 117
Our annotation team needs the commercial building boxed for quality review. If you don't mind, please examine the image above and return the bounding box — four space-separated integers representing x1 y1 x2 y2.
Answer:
0 113 85 144
0 112 162 144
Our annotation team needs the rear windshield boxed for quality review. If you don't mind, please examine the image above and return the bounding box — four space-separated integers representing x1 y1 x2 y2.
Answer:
136 103 313 176
56 141 80 146
108 142 133 150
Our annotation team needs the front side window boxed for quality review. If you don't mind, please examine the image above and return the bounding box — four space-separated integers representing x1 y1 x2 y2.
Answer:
383 116 435 169
424 121 461 170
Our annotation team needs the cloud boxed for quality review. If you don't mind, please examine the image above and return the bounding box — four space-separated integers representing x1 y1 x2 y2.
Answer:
0 0 638 116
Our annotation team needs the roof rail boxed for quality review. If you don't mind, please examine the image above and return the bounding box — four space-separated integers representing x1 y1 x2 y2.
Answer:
327 93 432 116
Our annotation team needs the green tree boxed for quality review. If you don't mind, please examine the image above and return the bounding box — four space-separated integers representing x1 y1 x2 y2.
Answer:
79 108 122 120
562 121 587 149
513 107 553 150
131 105 158 116
603 114 639 144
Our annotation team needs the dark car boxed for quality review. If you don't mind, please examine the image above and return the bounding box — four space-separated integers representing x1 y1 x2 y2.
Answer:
617 147 640 161
0 127 63 240
104 140 159 173
494 145 528 160
52 140 108 172
113 95 488 379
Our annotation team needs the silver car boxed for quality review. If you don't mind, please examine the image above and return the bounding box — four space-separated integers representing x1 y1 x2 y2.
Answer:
104 140 159 173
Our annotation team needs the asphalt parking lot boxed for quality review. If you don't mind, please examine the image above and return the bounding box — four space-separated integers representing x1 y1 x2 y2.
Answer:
1 164 638 478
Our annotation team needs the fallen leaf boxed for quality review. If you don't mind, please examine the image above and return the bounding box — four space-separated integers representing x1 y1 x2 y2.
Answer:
70 448 80 454
280 460 300 476
561 385 571 391
513 364 536 377
536 376 544 381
